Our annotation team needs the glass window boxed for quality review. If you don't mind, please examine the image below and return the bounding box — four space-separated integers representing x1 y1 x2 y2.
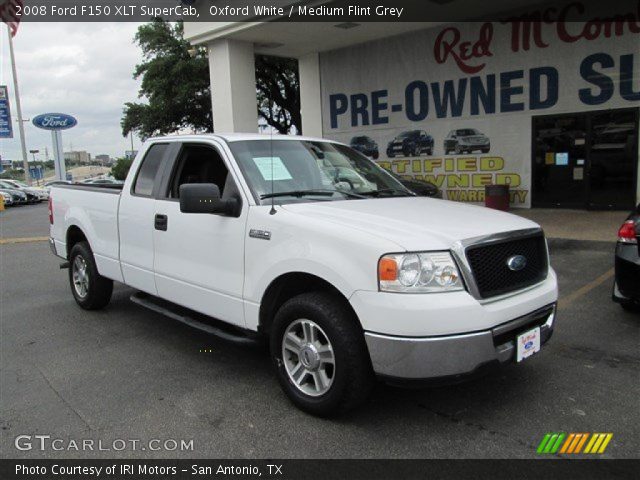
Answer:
456 129 479 136
228 140 410 205
133 144 168 196
166 144 230 199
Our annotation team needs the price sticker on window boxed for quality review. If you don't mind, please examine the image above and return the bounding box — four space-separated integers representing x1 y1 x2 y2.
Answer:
253 157 293 181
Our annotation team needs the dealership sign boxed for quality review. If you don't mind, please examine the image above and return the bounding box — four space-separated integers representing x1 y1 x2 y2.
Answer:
32 113 76 182
0 86 13 139
320 0 640 207
32 113 77 130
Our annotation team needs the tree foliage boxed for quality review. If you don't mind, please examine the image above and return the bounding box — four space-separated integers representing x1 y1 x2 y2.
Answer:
256 55 300 134
111 157 133 181
122 20 301 139
122 20 213 139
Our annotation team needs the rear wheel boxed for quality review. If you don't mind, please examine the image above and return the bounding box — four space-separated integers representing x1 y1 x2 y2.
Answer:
270 292 374 416
69 241 113 310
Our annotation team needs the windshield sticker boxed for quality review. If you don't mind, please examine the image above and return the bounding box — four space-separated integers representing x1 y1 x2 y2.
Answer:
252 157 293 181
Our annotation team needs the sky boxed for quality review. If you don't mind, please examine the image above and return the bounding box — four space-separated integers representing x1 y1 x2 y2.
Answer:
0 22 144 162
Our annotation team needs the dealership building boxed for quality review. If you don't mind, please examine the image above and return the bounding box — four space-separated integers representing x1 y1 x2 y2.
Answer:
184 0 640 209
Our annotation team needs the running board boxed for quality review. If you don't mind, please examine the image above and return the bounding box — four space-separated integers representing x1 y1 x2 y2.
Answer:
130 292 260 347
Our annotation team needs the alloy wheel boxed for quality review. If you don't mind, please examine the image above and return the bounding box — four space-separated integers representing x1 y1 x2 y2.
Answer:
72 256 89 298
282 319 335 397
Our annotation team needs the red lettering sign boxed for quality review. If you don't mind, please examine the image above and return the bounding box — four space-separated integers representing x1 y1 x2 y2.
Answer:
433 23 493 74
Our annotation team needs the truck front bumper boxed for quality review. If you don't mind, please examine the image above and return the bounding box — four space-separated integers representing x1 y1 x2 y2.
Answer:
364 304 555 382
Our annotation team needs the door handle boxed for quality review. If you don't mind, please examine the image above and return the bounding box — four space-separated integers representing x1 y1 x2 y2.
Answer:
154 214 168 231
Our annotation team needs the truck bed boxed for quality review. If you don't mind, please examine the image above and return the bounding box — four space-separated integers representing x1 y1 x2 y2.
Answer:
50 184 123 282
56 183 124 194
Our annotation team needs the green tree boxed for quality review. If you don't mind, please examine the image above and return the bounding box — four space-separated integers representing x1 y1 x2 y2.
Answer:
122 20 301 139
122 20 212 139
111 157 133 181
255 55 300 134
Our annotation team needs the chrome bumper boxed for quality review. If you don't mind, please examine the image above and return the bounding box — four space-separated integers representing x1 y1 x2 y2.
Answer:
364 304 555 380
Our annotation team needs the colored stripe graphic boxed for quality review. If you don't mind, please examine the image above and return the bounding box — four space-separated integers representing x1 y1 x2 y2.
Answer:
585 433 613 454
537 433 565 454
539 433 613 454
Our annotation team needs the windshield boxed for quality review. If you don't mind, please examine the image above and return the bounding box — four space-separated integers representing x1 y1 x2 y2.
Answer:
398 130 419 138
229 140 410 204
456 129 479 136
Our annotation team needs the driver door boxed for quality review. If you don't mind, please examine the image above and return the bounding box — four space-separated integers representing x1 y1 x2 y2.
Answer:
152 141 248 327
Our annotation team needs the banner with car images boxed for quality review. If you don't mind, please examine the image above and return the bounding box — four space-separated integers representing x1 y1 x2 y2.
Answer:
319 0 640 207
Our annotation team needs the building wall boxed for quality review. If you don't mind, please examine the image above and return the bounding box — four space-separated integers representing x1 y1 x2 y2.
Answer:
319 1 640 207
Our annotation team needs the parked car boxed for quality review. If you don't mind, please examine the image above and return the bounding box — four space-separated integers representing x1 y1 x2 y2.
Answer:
613 203 640 311
0 190 14 206
2 179 49 200
0 180 42 203
50 134 557 416
387 171 442 198
0 187 27 206
387 130 434 157
44 180 72 193
79 178 123 185
350 136 379 159
444 129 491 154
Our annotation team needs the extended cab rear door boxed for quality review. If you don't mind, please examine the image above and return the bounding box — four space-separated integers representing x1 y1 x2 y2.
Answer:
151 140 248 328
119 142 174 295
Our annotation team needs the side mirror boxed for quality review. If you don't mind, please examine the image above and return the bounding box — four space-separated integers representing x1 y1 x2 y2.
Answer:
179 183 240 217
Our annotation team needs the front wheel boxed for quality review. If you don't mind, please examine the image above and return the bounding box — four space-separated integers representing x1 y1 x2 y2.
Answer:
68 241 113 310
270 292 374 416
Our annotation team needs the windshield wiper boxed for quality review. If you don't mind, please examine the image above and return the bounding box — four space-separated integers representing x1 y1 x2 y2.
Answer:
360 188 414 197
260 189 365 200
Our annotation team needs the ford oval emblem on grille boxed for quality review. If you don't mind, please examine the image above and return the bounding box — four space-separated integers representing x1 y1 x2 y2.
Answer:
507 255 527 271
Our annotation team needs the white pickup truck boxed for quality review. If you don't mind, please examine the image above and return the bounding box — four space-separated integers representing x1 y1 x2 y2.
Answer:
49 134 558 415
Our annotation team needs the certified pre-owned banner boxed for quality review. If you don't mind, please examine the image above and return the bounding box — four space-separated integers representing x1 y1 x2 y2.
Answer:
2 459 639 480
320 0 640 206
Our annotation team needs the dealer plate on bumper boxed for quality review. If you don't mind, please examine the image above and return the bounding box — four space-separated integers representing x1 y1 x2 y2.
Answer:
516 327 541 362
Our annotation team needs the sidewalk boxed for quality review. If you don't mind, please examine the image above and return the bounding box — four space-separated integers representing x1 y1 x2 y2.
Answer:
513 208 628 242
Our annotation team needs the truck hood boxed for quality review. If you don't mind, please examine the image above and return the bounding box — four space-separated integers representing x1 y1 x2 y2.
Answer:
281 197 540 251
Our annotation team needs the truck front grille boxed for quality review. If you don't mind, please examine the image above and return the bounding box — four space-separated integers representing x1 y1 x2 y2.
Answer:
465 233 548 299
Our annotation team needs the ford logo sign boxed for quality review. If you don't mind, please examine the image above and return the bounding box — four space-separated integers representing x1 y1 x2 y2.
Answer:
507 254 527 271
32 113 77 131
524 340 534 349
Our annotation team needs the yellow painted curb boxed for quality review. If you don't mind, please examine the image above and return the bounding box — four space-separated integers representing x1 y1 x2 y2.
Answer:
0 236 49 245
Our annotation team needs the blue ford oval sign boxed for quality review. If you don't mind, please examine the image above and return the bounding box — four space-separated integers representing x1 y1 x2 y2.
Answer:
32 113 77 131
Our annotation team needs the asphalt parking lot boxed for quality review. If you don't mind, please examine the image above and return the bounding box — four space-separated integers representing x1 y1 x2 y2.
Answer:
1 203 638 459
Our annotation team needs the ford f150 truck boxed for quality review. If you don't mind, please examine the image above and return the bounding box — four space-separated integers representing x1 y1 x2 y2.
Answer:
49 134 557 416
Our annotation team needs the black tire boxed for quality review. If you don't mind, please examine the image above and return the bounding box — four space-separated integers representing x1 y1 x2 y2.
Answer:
621 302 640 313
68 241 113 310
270 291 374 416
482 148 490 154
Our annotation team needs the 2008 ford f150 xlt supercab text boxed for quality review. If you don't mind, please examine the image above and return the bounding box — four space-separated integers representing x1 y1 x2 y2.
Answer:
49 134 557 415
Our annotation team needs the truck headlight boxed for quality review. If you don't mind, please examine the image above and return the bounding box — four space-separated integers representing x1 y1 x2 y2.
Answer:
378 252 464 293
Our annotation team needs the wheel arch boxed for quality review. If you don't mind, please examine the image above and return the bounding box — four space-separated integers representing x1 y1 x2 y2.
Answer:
66 224 88 259
258 272 362 337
